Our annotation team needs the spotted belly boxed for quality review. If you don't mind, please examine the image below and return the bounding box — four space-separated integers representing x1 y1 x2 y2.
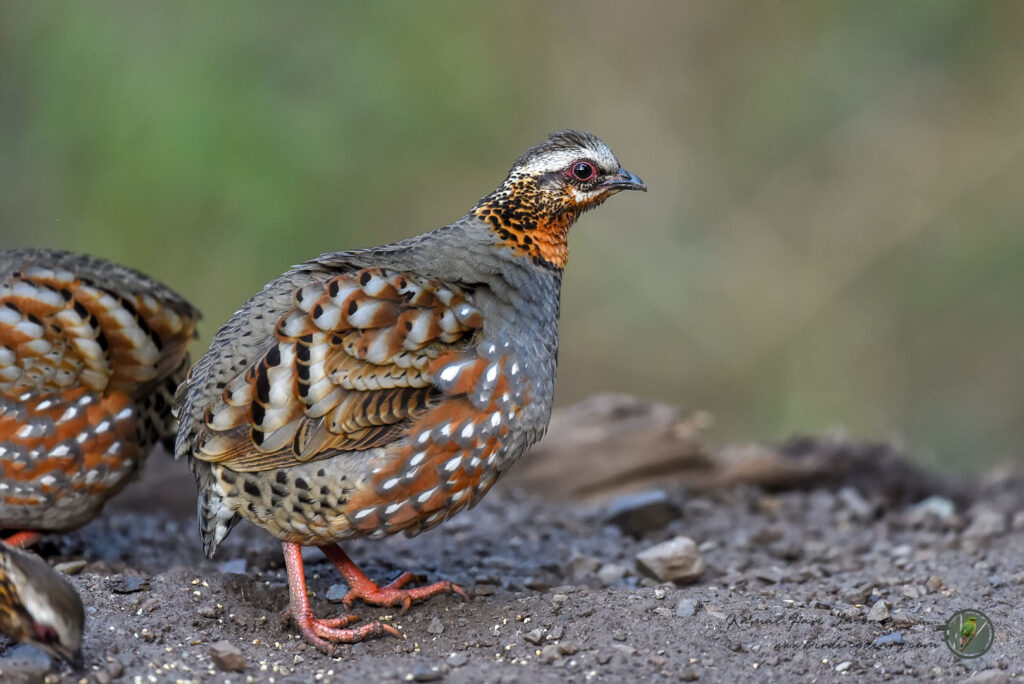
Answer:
0 387 142 531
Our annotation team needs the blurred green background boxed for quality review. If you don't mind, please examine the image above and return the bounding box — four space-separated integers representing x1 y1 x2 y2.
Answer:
2 1 1021 472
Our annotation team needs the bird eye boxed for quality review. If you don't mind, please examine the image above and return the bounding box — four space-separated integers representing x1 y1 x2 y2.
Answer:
33 623 58 643
570 160 597 182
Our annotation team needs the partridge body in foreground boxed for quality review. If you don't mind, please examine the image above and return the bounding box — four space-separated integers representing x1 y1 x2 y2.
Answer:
175 131 646 653
0 542 84 666
0 250 199 547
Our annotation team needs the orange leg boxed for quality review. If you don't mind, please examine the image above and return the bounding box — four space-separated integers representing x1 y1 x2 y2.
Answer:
3 531 42 548
319 544 468 615
282 542 401 655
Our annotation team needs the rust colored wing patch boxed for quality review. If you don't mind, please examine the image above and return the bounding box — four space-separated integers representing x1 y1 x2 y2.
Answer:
341 340 529 537
193 268 483 471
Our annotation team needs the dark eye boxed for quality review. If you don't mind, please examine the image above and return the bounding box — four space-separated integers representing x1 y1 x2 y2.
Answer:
33 623 58 643
570 160 597 182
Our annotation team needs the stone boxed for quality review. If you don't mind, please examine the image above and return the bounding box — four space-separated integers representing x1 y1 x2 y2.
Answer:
198 602 223 619
597 563 627 586
963 506 1007 540
410 664 443 681
558 640 579 655
908 495 955 522
874 631 903 647
838 487 873 520
604 490 682 537
53 560 87 575
867 600 890 622
209 640 247 672
109 575 150 593
325 584 348 603
523 628 545 645
0 643 52 683
446 652 469 667
539 644 561 663
675 598 698 617
635 537 705 584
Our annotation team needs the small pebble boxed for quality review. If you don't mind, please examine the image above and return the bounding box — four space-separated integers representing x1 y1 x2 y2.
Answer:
446 652 469 668
539 644 561 663
597 563 627 586
867 600 890 622
523 628 544 645
909 495 955 521
427 617 445 635
963 506 1007 540
604 489 682 536
110 576 150 594
635 536 705 584
835 661 852 672
410 664 443 681
325 584 348 603
198 602 223 619
54 560 87 575
209 640 247 672
874 631 904 647
675 598 698 617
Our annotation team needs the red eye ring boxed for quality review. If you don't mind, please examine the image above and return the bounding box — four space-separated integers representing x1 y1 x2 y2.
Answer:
569 160 597 182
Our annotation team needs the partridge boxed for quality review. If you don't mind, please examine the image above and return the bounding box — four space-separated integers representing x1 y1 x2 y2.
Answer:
0 541 84 666
0 249 199 547
175 130 646 654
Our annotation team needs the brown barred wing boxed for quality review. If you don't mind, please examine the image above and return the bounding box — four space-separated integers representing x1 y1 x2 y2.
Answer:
192 268 483 472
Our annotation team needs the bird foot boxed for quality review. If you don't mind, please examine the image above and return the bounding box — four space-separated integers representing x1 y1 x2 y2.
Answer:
340 571 469 615
2 531 42 548
281 541 402 655
287 610 402 656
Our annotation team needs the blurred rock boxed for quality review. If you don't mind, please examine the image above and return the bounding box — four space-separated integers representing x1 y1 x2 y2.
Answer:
635 536 704 584
874 631 903 647
0 644 52 684
963 506 1007 540
502 395 713 501
209 641 247 672
909 495 956 523
502 396 968 507
604 489 682 537
867 600 890 622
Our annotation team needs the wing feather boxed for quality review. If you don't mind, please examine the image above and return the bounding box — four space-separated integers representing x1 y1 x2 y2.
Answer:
191 267 482 472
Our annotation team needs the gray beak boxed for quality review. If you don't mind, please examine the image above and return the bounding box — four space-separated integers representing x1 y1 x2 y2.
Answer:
598 167 647 192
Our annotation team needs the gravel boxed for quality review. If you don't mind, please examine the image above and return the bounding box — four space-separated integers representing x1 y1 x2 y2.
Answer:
0 439 1020 682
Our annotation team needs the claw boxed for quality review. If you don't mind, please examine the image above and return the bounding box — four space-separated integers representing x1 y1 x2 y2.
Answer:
320 545 467 612
281 541 402 654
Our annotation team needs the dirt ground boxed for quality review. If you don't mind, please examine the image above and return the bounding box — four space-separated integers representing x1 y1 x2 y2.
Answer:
0 398 1020 683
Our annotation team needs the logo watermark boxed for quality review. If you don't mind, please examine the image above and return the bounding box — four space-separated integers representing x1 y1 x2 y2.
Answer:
945 609 994 658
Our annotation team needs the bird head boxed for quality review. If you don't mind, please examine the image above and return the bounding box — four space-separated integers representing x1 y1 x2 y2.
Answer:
0 545 84 667
474 130 646 269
